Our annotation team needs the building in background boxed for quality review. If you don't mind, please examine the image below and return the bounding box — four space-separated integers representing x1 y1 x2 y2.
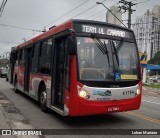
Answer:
106 5 122 26
133 5 160 60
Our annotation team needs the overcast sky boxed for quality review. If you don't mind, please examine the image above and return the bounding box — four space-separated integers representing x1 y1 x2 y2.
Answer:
0 0 159 56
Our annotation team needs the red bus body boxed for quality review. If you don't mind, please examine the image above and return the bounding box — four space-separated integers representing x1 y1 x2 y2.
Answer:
9 19 142 116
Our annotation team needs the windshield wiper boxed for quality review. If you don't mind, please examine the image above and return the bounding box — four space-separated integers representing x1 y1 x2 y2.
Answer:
111 41 119 66
91 34 107 54
91 34 110 66
111 39 125 66
116 39 124 51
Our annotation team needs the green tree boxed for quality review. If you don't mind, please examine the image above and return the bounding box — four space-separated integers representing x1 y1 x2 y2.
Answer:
148 51 160 65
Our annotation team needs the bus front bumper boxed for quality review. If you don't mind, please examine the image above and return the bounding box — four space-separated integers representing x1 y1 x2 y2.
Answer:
78 94 142 116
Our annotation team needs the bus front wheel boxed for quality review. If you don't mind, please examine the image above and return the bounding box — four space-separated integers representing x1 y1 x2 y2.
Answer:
39 86 48 112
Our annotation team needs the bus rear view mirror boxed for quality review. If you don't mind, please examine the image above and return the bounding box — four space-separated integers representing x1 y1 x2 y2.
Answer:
67 37 76 55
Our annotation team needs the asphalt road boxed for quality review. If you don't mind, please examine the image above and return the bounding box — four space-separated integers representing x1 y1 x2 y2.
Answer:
0 78 160 138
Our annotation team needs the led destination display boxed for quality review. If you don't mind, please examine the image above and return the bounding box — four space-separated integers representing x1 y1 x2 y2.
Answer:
74 22 134 39
82 25 125 37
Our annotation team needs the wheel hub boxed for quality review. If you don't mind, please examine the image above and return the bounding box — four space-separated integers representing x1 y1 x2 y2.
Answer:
40 91 47 105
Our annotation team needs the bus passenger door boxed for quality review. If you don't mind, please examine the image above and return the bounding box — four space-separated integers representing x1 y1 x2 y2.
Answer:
24 47 32 92
10 51 17 84
52 36 67 109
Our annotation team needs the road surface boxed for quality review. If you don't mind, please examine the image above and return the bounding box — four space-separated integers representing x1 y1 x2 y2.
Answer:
0 78 159 138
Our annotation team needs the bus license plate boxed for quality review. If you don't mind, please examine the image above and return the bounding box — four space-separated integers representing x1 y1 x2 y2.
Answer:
107 106 120 112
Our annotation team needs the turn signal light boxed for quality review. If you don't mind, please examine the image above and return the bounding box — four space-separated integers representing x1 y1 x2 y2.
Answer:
136 89 140 95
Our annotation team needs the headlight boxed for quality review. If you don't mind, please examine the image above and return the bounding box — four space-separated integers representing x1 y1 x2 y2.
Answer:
79 90 87 98
78 88 90 99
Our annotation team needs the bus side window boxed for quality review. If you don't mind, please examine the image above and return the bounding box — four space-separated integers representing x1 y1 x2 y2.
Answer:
31 43 40 73
15 51 18 65
39 38 52 74
64 53 71 90
19 49 25 66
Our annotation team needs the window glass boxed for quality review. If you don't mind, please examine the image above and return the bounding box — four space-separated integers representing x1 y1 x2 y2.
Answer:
19 49 25 66
117 42 138 75
31 43 40 73
39 38 52 74
77 37 139 81
64 55 70 89
33 43 40 57
77 37 113 81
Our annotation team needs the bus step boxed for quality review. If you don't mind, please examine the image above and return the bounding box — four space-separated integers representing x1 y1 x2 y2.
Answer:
50 106 64 116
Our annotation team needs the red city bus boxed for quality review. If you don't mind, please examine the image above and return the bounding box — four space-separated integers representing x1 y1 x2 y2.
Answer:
9 19 142 116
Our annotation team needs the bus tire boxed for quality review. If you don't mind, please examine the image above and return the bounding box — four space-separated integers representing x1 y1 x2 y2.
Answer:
39 86 48 112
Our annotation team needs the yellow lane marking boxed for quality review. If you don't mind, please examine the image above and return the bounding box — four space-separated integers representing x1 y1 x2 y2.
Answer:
125 111 160 124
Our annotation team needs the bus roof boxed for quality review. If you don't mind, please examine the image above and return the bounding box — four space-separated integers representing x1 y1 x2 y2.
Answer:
17 19 73 49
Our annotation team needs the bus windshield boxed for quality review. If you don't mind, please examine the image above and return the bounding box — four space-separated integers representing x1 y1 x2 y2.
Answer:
77 36 139 81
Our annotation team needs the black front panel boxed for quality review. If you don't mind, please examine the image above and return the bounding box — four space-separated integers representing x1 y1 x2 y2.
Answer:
79 80 140 88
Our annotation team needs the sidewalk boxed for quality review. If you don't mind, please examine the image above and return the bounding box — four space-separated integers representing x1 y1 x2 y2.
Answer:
0 104 11 128
0 90 40 138
142 86 160 97
0 92 11 129
0 91 13 138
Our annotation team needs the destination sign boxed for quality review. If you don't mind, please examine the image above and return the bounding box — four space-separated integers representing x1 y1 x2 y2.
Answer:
82 25 126 37
73 22 134 39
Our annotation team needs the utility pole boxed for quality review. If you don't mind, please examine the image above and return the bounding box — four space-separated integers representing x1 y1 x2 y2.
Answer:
96 2 127 28
118 0 136 29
